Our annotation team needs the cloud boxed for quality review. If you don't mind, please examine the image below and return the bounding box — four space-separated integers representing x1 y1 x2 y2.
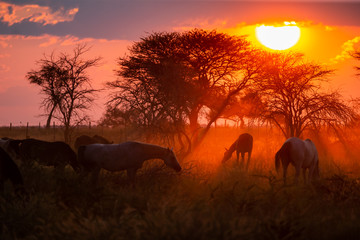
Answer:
0 1 78 26
330 36 360 64
0 39 10 48
0 63 10 72
39 36 59 47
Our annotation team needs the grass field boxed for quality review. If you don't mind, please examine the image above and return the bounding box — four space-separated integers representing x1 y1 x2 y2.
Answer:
1 126 360 239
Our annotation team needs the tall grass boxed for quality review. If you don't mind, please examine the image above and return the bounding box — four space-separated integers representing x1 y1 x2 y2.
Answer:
1 126 360 239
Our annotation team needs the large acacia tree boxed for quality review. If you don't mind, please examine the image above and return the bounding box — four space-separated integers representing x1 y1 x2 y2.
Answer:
27 44 101 143
256 52 357 138
107 29 260 151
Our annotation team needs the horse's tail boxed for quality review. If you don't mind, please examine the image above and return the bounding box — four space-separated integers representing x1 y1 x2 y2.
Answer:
314 156 320 178
275 151 281 174
275 141 291 173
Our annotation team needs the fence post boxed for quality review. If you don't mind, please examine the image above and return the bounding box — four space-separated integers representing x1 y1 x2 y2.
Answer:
53 121 56 141
9 122 12 131
26 122 29 139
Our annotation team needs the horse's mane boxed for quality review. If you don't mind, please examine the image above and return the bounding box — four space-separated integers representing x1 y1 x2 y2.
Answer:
227 139 238 153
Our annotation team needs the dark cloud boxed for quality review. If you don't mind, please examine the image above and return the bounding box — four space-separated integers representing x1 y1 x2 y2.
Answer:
1 0 79 10
0 1 359 40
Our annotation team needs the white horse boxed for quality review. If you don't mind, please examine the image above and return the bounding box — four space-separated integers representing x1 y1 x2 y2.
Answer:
78 141 182 182
275 137 319 184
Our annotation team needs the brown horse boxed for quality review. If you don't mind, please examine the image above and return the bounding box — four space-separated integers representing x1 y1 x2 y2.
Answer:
0 147 24 195
13 139 80 172
222 133 253 169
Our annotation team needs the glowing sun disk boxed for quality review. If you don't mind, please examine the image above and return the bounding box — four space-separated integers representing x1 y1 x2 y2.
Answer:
256 24 301 50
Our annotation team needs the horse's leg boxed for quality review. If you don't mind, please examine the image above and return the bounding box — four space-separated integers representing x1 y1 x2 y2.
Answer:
308 163 316 184
53 163 65 175
294 165 301 185
282 161 289 185
127 168 137 183
91 168 100 184
236 151 240 165
241 152 245 167
302 168 307 184
246 151 251 170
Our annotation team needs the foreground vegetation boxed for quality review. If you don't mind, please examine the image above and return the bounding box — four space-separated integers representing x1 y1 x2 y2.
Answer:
1 126 360 239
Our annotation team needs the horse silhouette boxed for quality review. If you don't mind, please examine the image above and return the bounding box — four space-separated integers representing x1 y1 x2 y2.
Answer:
0 147 24 195
13 139 80 172
275 137 319 184
222 133 253 169
78 141 181 183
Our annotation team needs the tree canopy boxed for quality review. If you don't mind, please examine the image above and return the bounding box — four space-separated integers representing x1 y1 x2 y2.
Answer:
106 29 260 151
255 52 357 138
27 44 101 143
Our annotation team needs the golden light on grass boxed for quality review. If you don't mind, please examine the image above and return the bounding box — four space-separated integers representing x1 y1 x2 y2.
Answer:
255 21 301 50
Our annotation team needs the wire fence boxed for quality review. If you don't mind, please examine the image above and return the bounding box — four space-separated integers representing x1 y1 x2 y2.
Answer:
0 121 126 145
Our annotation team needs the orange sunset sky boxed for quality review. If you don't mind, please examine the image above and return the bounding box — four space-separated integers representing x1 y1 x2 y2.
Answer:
0 0 359 126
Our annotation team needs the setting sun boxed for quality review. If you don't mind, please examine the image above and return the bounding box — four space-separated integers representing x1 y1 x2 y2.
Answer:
256 22 301 50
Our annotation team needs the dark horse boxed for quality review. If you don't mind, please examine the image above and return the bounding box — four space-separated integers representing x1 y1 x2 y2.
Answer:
13 139 80 172
74 135 112 151
275 137 319 184
0 147 24 195
222 133 253 169
78 141 182 182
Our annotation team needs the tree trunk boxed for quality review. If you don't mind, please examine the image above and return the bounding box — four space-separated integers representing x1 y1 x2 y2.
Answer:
46 104 57 128
192 90 238 150
189 105 201 137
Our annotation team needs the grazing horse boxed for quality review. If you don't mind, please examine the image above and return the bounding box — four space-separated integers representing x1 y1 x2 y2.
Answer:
14 139 80 172
78 141 182 182
74 135 112 150
222 133 253 169
275 137 319 184
0 147 24 195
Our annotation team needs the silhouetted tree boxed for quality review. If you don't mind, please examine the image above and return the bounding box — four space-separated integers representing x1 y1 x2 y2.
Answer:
107 29 260 152
27 44 101 143
256 52 357 138
351 49 360 75
179 29 259 134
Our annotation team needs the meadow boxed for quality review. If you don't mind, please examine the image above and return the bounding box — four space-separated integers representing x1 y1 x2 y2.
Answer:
1 125 360 239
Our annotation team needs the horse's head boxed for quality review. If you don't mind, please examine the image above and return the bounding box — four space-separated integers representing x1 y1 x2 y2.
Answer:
222 148 232 163
67 149 81 173
7 139 21 155
164 147 181 172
